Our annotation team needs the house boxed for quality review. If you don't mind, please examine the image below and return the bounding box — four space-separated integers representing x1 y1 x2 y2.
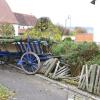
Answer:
75 33 93 42
14 13 37 35
0 0 37 36
62 26 93 42
0 0 17 24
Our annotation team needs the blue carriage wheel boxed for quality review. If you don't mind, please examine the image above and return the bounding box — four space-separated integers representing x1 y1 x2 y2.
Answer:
20 52 40 75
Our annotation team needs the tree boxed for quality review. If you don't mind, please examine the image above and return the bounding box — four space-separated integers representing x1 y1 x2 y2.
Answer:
56 24 70 35
36 17 49 32
0 23 15 37
24 17 62 41
73 27 87 34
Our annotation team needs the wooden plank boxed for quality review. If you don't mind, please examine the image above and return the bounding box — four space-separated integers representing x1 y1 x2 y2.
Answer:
56 71 69 78
55 67 68 76
43 58 54 66
78 65 85 88
88 65 97 93
39 58 54 73
78 65 94 90
85 65 89 90
52 61 60 78
57 66 68 72
93 66 100 94
96 66 100 95
45 58 58 76
81 76 86 90
97 77 100 95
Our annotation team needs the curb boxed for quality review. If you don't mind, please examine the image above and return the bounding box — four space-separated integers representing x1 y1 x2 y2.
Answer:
36 74 100 100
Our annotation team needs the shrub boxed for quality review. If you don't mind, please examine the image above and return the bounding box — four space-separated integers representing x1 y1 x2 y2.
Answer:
51 41 99 76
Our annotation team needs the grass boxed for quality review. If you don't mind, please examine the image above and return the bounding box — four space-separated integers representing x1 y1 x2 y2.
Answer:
0 84 14 100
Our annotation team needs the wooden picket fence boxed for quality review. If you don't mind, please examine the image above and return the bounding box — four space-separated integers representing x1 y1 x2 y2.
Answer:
78 64 100 95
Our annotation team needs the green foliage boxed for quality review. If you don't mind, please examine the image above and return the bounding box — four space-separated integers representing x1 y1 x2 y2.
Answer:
86 53 100 65
51 38 76 56
0 84 10 100
24 17 62 41
51 43 66 55
0 23 15 37
70 31 76 35
51 41 99 76
36 17 49 31
56 25 70 35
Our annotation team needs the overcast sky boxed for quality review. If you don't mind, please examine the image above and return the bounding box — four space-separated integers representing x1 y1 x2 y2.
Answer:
6 0 100 42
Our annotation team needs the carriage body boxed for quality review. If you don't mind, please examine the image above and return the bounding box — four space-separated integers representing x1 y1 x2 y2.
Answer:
0 37 51 74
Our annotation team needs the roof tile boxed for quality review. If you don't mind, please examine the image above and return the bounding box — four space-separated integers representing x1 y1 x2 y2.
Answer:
14 13 37 26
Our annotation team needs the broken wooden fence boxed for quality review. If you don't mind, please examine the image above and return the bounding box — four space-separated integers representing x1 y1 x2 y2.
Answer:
39 58 70 79
78 64 100 95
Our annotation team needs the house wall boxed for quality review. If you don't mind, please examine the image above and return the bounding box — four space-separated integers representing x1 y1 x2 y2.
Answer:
18 25 32 29
62 33 93 42
75 34 93 42
13 24 33 36
13 24 18 36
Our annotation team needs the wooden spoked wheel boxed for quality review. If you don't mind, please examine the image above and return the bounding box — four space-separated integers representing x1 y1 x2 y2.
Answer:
20 52 40 74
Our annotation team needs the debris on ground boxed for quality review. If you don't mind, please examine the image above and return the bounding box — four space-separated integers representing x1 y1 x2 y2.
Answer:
39 58 72 81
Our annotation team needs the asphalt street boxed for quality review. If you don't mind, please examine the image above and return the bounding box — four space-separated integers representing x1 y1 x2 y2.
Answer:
0 65 69 100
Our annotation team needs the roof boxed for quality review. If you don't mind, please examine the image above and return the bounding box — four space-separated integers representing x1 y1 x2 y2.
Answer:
14 13 37 26
0 0 18 24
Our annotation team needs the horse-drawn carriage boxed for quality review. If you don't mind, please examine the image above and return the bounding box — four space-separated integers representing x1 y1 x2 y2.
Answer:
0 36 51 74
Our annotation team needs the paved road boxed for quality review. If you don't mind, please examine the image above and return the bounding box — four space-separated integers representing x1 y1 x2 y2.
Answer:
0 65 68 100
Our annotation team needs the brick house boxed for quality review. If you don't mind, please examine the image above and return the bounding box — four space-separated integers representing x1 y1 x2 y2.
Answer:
62 33 93 42
75 33 93 42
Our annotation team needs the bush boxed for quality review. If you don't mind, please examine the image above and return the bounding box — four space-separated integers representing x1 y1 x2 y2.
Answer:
86 53 100 65
51 41 99 76
51 38 73 55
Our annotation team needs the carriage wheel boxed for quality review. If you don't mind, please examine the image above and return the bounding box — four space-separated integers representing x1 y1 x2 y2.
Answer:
20 52 40 75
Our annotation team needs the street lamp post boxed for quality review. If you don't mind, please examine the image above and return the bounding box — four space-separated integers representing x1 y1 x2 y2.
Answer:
65 15 71 29
65 19 67 28
68 15 71 29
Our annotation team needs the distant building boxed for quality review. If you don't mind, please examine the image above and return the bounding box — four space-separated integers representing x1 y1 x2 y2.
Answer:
62 33 93 42
0 0 37 36
75 33 93 42
14 13 37 35
70 27 94 34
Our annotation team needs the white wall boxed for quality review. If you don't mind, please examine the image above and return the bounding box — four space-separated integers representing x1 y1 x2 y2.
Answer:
13 24 18 36
13 24 33 36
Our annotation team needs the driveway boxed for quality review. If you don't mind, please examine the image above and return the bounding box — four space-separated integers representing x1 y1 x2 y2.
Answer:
0 65 68 100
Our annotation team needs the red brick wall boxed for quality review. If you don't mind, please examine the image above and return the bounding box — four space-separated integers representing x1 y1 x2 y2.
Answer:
75 34 93 42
